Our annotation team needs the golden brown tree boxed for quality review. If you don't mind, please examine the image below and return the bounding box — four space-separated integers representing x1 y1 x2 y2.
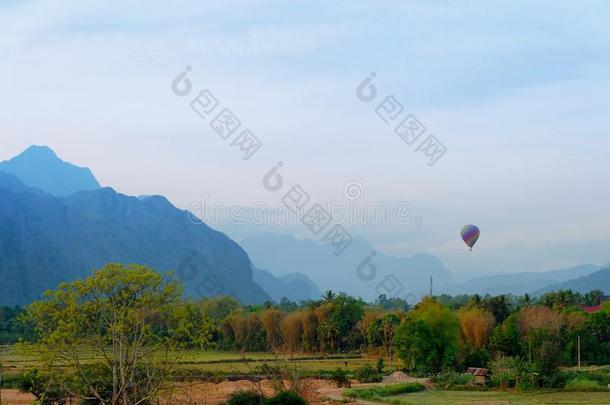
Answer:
260 308 284 350
281 311 304 353
457 307 496 349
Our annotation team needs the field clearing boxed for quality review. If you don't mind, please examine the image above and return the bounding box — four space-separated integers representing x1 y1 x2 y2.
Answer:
383 390 610 404
0 345 382 375
0 379 349 405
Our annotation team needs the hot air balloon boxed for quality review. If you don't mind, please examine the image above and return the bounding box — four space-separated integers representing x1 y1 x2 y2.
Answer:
461 224 480 251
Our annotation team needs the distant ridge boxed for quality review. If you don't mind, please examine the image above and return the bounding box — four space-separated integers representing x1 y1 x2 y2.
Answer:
0 145 100 196
241 233 453 301
533 268 610 296
451 264 608 296
252 267 321 302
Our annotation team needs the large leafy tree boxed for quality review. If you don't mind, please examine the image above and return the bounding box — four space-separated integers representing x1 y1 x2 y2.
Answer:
170 301 218 349
26 263 183 405
517 306 566 376
581 309 610 364
481 295 513 324
395 298 459 372
490 313 521 357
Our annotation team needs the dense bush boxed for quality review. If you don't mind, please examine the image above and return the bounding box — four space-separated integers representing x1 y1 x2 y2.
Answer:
545 372 568 389
431 372 474 388
77 363 158 405
355 364 382 383
343 382 425 400
329 368 350 388
263 391 307 405
15 369 70 405
0 372 23 389
560 368 610 386
376 357 384 373
490 356 519 388
223 389 265 405
564 377 606 392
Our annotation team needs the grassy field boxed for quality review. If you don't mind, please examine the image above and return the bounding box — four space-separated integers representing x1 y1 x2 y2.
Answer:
0 345 380 375
383 390 610 404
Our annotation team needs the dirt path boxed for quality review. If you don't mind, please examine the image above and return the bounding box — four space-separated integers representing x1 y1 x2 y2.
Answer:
1 389 36 405
1 377 432 405
166 379 346 404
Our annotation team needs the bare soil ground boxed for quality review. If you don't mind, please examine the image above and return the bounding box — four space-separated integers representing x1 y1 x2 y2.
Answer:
3 379 348 405
164 379 347 405
2 390 36 405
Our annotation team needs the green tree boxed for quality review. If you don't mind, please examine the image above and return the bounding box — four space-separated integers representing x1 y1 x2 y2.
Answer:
394 319 435 371
170 301 218 349
481 295 512 324
583 290 604 306
581 310 610 364
26 263 182 405
381 313 400 357
317 320 340 352
541 290 582 310
199 296 241 320
323 290 336 302
490 313 521 356
329 293 365 350
394 298 459 372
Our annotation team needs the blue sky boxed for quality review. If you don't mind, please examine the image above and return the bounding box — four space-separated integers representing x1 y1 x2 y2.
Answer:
2 0 610 279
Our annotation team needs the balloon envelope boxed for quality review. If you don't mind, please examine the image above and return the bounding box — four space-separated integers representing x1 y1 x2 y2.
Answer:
461 224 480 250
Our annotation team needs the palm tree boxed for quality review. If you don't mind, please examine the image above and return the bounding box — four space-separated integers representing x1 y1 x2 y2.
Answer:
519 293 533 308
323 290 336 302
318 320 340 352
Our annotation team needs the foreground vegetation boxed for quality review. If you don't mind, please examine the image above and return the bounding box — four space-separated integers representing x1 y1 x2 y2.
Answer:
378 390 610 405
0 263 609 404
343 382 426 400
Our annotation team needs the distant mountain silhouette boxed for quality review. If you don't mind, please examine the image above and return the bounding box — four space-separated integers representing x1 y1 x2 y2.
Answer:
0 145 100 196
452 264 608 296
533 268 610 296
241 233 453 301
0 147 271 305
252 267 321 303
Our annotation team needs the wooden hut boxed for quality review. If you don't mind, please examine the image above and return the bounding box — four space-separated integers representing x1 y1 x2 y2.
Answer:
465 367 489 386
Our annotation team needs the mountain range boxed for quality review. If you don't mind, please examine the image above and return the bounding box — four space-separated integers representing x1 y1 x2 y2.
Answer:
533 268 610 296
451 263 609 296
0 145 607 306
241 233 610 300
0 147 276 305
240 233 454 301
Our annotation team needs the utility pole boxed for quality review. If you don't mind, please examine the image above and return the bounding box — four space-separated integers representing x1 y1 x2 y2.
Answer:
578 335 581 369
429 276 433 297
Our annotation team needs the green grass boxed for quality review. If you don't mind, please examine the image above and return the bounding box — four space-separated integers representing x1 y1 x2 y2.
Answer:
0 345 376 375
565 377 607 392
381 390 610 404
343 383 426 400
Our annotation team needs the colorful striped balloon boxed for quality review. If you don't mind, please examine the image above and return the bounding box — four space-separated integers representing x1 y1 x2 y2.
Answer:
461 224 480 251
